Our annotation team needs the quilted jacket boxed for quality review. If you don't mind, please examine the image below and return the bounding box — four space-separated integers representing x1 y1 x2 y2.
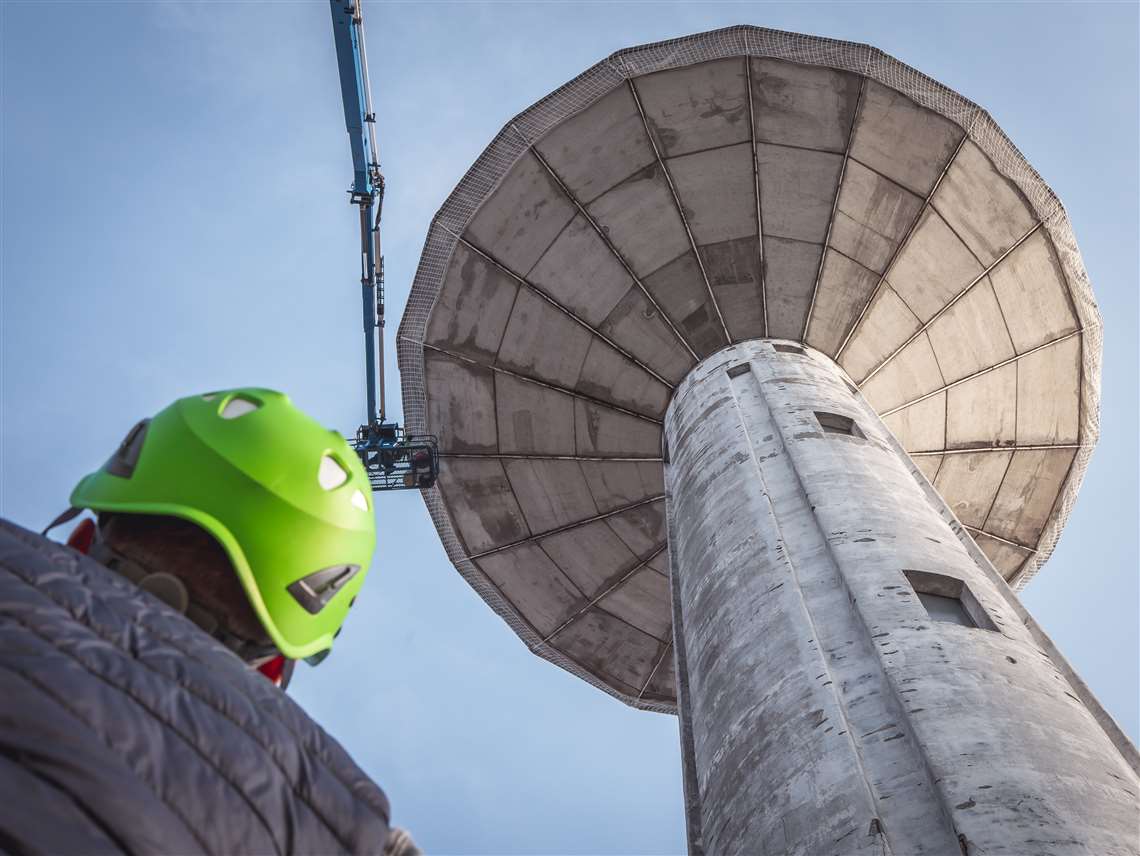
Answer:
0 517 392 855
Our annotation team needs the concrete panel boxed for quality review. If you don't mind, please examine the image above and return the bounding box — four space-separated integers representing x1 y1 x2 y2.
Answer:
635 59 750 157
504 459 598 534
599 568 672 641
426 243 519 361
606 498 667 558
888 207 983 322
424 351 497 453
496 288 591 388
860 333 944 413
577 338 671 417
464 151 578 274
913 454 943 484
986 449 1077 545
934 451 1013 528
438 458 529 554
580 460 665 514
476 544 582 637
554 607 662 693
535 83 657 204
926 280 1015 383
933 141 1037 266
945 364 1016 449
586 162 691 275
990 230 1078 353
971 532 1031 582
840 284 921 382
574 399 662 458
831 159 924 273
762 236 822 341
667 142 756 244
750 59 860 153
528 213 634 326
494 373 575 456
882 392 945 452
850 81 963 196
805 250 880 357
701 236 765 341
1016 336 1081 444
599 285 695 384
642 251 728 357
540 519 638 597
756 144 843 243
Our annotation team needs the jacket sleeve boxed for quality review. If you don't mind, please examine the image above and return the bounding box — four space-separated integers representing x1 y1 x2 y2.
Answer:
0 517 392 855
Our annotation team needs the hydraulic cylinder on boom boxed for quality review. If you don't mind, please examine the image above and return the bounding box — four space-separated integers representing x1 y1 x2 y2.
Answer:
329 0 438 491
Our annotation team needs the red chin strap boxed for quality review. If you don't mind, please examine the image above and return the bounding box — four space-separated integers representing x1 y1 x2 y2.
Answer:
257 655 288 685
65 516 292 689
67 518 97 554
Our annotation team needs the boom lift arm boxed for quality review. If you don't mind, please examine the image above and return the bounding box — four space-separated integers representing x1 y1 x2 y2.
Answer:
329 0 438 491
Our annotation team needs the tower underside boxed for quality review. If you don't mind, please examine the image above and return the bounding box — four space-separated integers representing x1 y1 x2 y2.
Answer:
665 340 1137 855
399 26 1104 712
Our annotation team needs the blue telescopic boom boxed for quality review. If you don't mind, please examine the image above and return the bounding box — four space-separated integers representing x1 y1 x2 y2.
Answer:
329 0 383 423
329 0 439 492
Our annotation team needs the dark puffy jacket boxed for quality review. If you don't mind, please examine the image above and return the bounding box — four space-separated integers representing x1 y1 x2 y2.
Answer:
0 517 391 855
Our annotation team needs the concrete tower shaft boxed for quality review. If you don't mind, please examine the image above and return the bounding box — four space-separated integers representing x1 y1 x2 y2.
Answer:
665 340 1138 855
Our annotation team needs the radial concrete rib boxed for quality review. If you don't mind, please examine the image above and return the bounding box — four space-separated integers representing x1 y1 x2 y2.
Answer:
447 228 675 389
964 525 1038 554
419 341 663 424
802 77 868 341
542 543 669 643
465 495 665 561
836 132 971 359
638 638 673 700
859 221 1045 388
877 326 1084 419
520 136 699 363
908 444 1086 457
744 56 769 337
626 79 733 344
440 452 663 462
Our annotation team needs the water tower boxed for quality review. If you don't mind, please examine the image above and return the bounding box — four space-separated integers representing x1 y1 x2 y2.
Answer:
398 27 1139 854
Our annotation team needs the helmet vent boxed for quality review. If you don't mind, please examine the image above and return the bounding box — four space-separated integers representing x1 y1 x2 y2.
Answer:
220 396 260 420
287 564 361 615
104 419 151 478
318 455 349 490
351 489 369 511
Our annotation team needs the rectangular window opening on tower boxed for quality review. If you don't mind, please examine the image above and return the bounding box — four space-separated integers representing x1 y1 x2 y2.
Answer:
815 411 865 439
902 570 997 631
726 363 752 378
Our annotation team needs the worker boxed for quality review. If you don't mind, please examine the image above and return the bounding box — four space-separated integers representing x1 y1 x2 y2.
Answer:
0 388 420 854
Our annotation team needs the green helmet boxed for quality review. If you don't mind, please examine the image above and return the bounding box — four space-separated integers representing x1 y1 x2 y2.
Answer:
71 388 376 660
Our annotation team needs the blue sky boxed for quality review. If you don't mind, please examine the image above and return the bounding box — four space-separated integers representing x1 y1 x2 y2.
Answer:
2 2 1136 853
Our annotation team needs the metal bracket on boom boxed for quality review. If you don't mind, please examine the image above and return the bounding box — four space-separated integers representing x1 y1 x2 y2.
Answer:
330 0 438 491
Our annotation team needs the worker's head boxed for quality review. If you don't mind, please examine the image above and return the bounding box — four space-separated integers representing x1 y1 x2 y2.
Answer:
67 388 376 667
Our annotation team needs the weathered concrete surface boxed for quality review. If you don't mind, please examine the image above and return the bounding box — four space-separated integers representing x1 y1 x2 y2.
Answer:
402 29 1105 711
665 340 1139 855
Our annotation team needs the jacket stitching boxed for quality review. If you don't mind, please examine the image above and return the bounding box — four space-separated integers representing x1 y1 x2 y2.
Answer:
0 659 211 854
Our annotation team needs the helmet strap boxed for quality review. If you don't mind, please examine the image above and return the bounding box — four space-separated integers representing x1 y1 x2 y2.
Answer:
42 507 83 536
